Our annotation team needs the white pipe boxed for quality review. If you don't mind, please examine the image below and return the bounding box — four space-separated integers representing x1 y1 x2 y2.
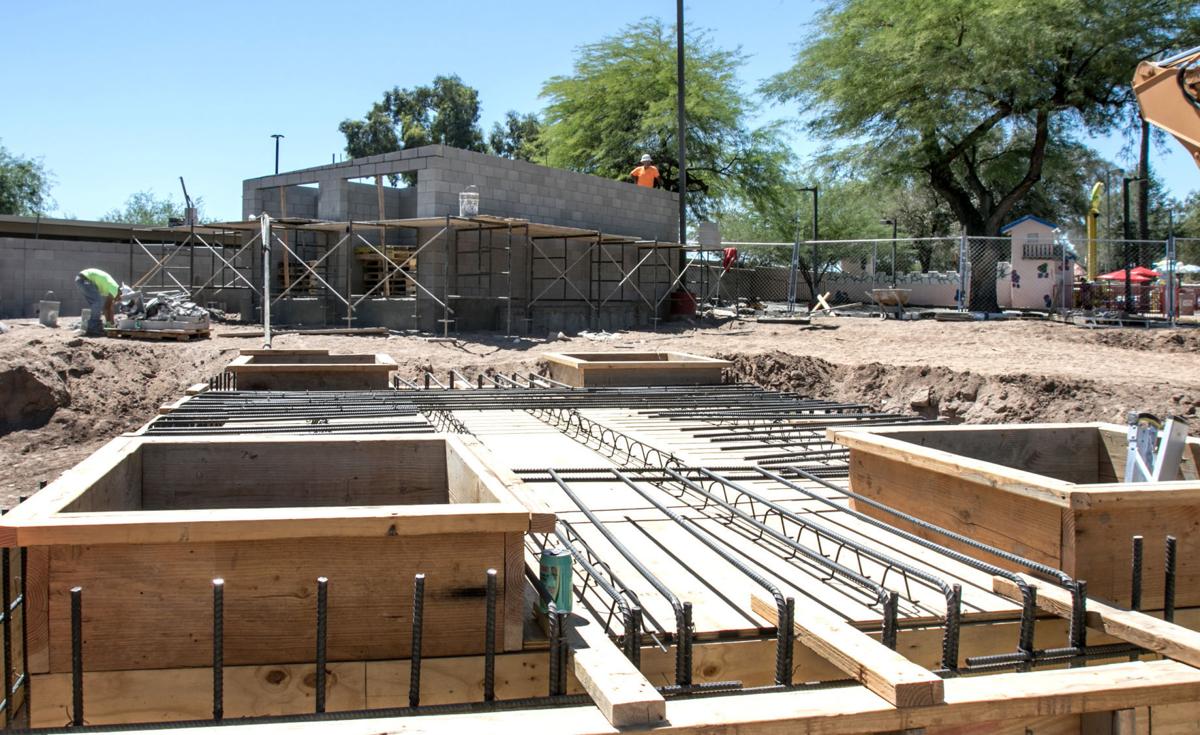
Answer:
260 213 271 349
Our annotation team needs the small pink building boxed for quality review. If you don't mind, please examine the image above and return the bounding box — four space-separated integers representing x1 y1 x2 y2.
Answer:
1000 215 1068 311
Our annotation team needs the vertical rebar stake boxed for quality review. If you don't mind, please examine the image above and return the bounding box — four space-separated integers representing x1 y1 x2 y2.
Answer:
2 548 12 728
20 548 30 728
410 573 425 708
1165 536 1178 623
547 606 562 697
315 577 328 714
212 579 224 721
881 592 899 650
1130 535 1144 611
70 586 83 727
484 569 496 702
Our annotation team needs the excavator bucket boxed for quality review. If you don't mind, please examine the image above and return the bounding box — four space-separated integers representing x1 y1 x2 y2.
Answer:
1133 48 1200 169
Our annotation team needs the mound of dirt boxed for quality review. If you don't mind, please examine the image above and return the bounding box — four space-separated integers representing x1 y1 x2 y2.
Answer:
0 364 69 433
720 351 1200 425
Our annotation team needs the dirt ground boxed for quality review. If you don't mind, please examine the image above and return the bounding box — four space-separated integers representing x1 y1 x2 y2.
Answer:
1 316 1197 505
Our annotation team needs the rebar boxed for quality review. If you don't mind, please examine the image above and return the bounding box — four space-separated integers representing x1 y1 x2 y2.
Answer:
315 577 328 714
1130 535 1143 611
484 570 496 703
410 574 425 708
212 579 224 721
70 586 83 727
1165 535 1177 623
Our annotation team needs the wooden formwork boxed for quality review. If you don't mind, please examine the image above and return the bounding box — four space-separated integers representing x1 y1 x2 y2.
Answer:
542 351 731 388
225 349 397 390
0 433 552 725
8 383 1200 732
831 423 1200 609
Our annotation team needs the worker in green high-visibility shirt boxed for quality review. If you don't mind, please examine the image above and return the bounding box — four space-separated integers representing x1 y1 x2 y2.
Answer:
74 268 118 336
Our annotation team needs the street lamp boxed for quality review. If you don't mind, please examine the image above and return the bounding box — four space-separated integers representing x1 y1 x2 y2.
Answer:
271 134 285 175
1122 175 1148 314
880 218 898 288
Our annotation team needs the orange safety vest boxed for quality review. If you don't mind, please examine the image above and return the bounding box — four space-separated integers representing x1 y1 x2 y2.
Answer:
630 165 660 188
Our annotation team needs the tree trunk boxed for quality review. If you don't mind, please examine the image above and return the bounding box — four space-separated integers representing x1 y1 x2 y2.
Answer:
1137 118 1150 272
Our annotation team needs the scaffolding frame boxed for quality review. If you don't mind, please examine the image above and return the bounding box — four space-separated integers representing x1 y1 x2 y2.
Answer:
147 215 682 336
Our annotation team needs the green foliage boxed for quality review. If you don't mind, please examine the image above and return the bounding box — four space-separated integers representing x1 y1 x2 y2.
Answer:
765 0 1198 309
488 111 544 162
539 18 793 220
0 142 53 216
339 75 487 160
100 191 202 226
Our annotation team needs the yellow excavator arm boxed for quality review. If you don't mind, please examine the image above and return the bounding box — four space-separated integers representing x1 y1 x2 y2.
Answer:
1134 45 1200 169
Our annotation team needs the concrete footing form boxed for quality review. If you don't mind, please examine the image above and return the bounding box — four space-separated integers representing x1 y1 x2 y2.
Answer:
1 351 1200 732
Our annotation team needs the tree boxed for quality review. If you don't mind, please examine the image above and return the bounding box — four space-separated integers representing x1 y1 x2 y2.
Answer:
764 0 1199 310
339 75 487 161
539 18 793 222
488 111 543 162
100 191 202 226
0 142 53 216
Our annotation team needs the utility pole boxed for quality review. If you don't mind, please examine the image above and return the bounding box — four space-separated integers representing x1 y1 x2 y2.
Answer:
675 0 687 247
271 134 285 175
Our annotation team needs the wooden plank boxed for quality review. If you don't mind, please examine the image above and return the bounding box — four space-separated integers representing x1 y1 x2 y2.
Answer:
109 660 1200 735
846 450 1064 570
994 573 1200 668
1071 503 1200 608
925 715 1081 735
140 438 450 510
1150 701 1200 733
12 505 531 547
366 651 581 708
832 428 1076 507
750 593 943 707
46 534 507 672
31 661 366 727
568 612 665 727
25 546 49 673
502 535 524 652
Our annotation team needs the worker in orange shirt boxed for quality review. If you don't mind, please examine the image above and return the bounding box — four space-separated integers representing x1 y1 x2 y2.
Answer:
629 154 662 188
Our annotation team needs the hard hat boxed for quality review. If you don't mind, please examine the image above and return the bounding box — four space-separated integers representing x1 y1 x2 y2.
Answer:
640 154 653 163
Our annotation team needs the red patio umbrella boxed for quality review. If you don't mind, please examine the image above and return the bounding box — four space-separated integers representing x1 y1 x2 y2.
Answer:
1130 266 1160 278
1096 269 1151 282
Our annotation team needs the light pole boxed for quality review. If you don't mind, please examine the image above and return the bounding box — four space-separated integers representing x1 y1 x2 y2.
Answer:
675 0 687 249
880 218 897 287
271 134 285 175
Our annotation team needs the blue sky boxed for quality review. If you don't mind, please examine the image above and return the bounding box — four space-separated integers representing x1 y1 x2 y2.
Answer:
2 0 1194 222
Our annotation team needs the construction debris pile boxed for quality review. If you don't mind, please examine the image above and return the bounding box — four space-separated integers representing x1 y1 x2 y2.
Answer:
115 288 210 332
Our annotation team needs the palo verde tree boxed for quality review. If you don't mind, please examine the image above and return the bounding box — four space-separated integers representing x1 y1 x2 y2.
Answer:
0 142 53 216
339 74 487 161
539 18 792 222
764 0 1198 310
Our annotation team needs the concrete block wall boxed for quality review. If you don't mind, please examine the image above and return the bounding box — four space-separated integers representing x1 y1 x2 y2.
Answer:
0 237 253 319
243 145 678 242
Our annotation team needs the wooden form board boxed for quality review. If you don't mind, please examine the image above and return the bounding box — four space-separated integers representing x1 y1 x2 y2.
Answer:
2 434 546 673
833 423 1200 608
225 353 397 390
102 660 1200 735
542 351 730 388
749 593 943 707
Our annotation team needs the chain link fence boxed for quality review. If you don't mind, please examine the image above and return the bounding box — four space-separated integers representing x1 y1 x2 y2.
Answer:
685 233 1199 321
